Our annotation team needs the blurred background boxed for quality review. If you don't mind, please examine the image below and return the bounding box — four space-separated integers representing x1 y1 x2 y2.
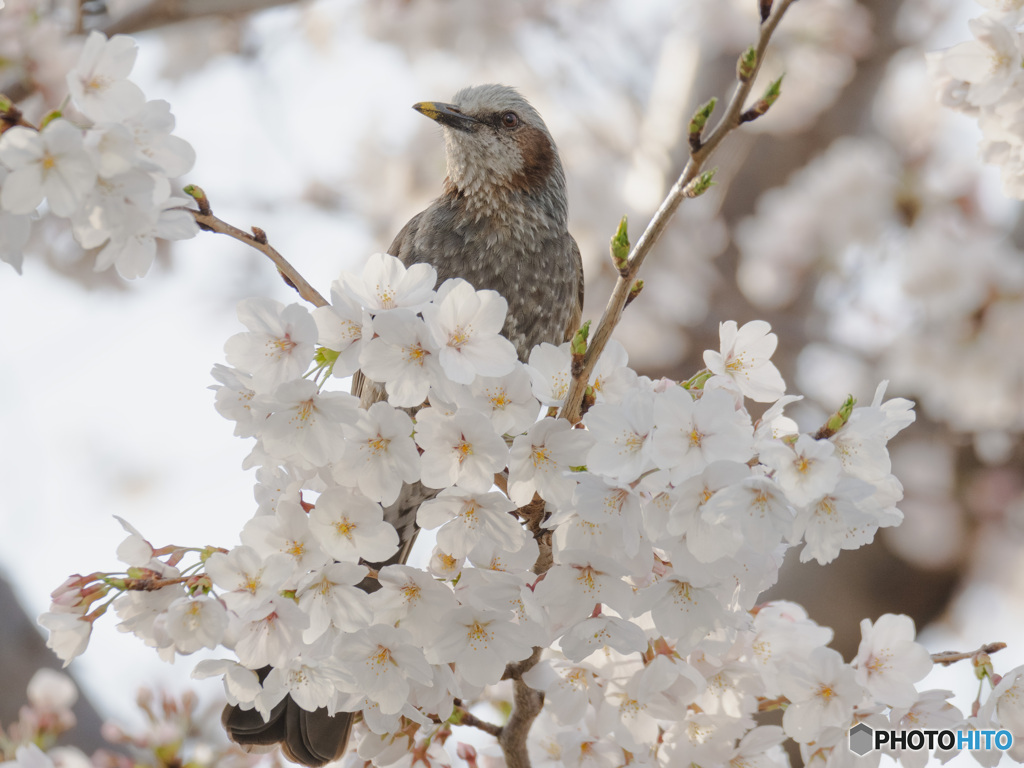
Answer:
1 0 1022 762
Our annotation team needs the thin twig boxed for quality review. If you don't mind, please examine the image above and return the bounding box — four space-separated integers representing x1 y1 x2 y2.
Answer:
446 706 503 738
931 642 1007 667
190 209 328 308
558 0 799 425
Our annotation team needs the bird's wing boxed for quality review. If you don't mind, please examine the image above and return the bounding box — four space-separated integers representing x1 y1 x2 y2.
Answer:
565 234 585 341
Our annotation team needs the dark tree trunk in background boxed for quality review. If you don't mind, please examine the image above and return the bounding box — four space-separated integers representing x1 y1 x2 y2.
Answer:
0 575 109 754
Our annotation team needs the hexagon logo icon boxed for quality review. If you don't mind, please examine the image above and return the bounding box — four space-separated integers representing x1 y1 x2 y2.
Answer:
849 723 874 756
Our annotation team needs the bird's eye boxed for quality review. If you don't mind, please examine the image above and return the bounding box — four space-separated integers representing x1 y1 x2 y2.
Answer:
501 111 519 128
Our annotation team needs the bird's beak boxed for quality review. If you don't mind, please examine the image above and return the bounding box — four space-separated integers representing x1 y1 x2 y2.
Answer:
413 101 479 132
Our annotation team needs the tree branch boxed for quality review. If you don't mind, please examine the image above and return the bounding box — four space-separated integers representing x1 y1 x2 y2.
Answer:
497 646 544 768
189 207 328 308
100 0 303 36
444 706 503 739
558 0 799 425
931 642 1007 667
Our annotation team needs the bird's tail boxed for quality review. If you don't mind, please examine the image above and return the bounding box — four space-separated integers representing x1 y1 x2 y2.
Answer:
222 480 432 765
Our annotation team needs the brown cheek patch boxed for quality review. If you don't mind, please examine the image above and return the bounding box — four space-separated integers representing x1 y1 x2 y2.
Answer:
510 124 556 194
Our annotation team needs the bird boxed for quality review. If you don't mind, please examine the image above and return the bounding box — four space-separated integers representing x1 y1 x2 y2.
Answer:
222 84 584 766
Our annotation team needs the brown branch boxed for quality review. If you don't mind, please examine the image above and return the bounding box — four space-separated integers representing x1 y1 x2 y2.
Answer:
190 209 328 308
931 642 1007 667
558 0 799 425
101 0 303 35
120 575 191 591
757 695 788 712
447 706 503 739
497 647 544 768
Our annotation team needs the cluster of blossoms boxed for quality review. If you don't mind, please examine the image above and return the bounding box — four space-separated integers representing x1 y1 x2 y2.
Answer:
928 0 1024 199
36 252 1024 766
0 668 263 768
0 31 197 276
734 128 1024 442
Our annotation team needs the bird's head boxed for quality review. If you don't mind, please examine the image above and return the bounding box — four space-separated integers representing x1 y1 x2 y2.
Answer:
413 84 566 211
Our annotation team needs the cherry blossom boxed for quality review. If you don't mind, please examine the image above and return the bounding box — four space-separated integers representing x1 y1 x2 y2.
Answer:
258 654 348 718
357 308 442 406
332 401 419 505
333 624 433 714
853 613 932 708
0 121 96 217
942 15 1023 106
258 380 356 467
507 417 592 507
760 434 842 507
93 193 198 278
66 31 145 122
224 298 318 391
452 365 540 435
416 487 524 558
428 606 533 687
415 407 509 492
233 596 308 669
313 288 370 378
372 564 460 632
241 499 330 573
36 612 93 667
340 251 436 312
526 342 573 405
703 320 786 402
422 278 518 384
161 595 229 654
583 390 656 483
307 486 399 563
650 386 755 482
780 646 863 743
295 562 372 642
204 546 293 614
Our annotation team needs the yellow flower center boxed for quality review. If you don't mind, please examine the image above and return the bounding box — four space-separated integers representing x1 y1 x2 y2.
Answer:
532 446 551 467
404 344 427 364
449 326 471 347
376 283 396 309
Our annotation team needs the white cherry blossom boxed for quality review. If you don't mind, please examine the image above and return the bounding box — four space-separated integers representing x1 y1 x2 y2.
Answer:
225 298 318 391
416 487 523 558
422 278 518 383
703 320 786 402
333 401 419 505
780 646 863 743
526 342 572 405
259 380 356 468
308 486 399 563
853 614 932 708
0 121 96 217
415 407 509 492
66 31 145 122
507 417 592 507
340 252 436 312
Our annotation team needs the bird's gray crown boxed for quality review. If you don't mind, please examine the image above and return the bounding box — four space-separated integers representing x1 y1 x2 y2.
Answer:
450 84 547 133
438 84 565 221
